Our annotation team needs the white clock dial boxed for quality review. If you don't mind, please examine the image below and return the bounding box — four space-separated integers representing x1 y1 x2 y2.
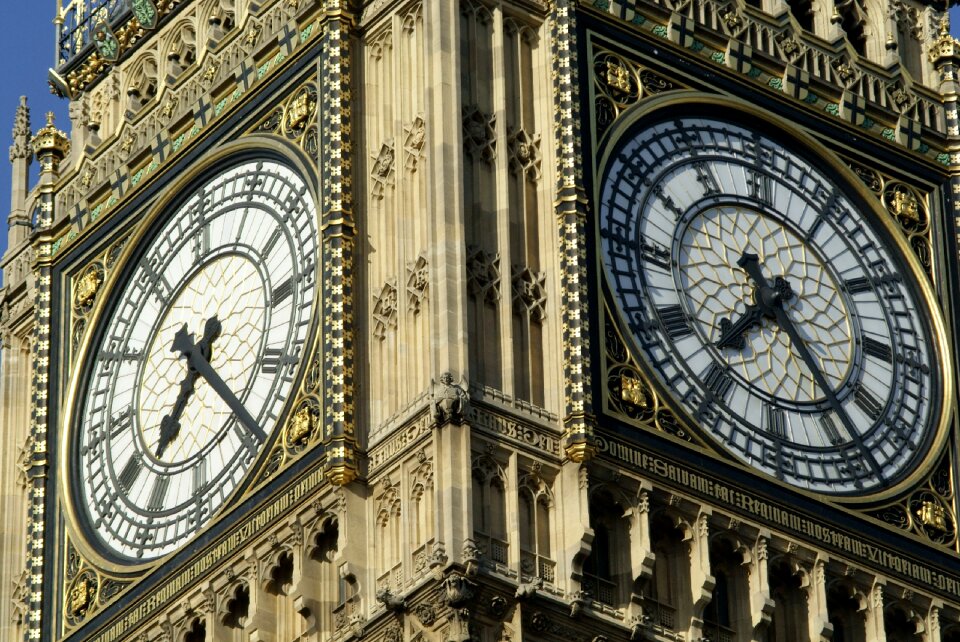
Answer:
599 115 942 495
75 159 317 559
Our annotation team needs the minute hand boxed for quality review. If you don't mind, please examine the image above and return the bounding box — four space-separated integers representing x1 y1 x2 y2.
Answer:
738 255 883 480
171 324 268 443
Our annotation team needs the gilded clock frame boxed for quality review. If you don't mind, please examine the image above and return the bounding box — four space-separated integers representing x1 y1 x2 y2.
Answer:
593 90 956 507
59 135 323 576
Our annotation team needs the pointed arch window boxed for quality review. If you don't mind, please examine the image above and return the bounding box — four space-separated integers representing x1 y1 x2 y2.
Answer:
518 468 554 584
472 454 508 568
583 489 631 609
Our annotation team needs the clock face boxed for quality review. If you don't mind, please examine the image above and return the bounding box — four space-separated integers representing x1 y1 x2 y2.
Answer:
599 114 944 495
74 159 317 560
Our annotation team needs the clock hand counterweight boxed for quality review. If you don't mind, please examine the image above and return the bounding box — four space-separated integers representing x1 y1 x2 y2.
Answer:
169 316 268 443
156 317 220 457
732 253 883 480
716 253 794 349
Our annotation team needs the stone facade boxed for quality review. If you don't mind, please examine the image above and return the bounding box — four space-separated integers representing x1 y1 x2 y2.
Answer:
2 0 960 640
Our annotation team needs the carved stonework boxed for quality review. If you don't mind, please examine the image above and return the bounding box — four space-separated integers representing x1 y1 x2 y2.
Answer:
466 246 501 304
507 127 541 181
462 105 496 163
511 266 546 323
403 114 426 171
373 280 399 340
406 255 429 314
9 96 32 162
371 140 396 200
433 372 468 425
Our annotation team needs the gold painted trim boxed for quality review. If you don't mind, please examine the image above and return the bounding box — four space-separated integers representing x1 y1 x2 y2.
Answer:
593 90 956 507
59 135 323 576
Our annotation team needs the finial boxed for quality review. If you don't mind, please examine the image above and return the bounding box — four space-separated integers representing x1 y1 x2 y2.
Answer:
9 96 32 163
929 15 960 64
31 111 70 164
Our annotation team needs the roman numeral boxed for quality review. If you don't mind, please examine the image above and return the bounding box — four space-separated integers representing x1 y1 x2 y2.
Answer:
272 277 293 305
659 305 692 340
862 336 892 363
640 238 671 270
118 455 143 492
692 161 721 196
854 385 884 420
765 405 786 439
193 462 207 495
262 227 283 256
262 347 296 374
747 169 773 205
653 184 685 219
702 362 734 402
804 213 825 242
147 477 170 512
819 413 843 445
844 276 872 294
109 408 134 438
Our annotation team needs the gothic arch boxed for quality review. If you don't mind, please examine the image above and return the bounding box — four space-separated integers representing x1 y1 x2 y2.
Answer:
123 52 160 114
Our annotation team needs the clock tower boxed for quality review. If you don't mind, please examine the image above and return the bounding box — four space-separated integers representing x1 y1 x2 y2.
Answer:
4 0 960 640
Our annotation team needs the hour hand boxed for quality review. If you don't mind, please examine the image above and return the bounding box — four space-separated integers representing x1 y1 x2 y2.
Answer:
171 317 267 443
156 415 181 458
716 305 764 350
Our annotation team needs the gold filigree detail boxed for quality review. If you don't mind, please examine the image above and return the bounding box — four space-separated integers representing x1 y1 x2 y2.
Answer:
620 374 649 408
844 158 933 279
66 573 96 619
73 264 103 310
70 235 131 362
867 449 957 547
592 48 681 142
287 401 318 447
605 61 631 93
883 181 931 277
253 81 319 159
888 184 920 223
604 304 705 446
286 89 315 131
62 537 131 630
917 500 948 532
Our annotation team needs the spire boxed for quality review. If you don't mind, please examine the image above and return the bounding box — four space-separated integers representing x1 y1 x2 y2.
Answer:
7 97 33 247
8 96 31 163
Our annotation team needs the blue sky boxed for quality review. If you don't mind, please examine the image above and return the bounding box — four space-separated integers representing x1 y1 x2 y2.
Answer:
0 5 70 263
1 6 960 267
